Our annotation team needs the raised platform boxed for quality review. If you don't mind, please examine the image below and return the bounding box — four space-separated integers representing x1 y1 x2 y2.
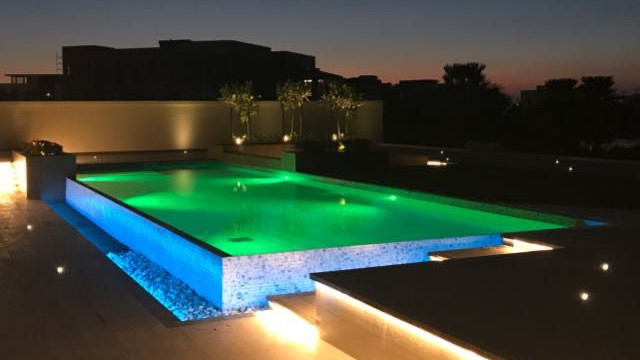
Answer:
311 225 639 360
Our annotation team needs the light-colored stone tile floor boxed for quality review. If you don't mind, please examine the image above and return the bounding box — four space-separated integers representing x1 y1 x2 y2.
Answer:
0 188 354 360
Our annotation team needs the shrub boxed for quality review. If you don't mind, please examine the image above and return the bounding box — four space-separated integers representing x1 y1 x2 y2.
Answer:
22 140 64 156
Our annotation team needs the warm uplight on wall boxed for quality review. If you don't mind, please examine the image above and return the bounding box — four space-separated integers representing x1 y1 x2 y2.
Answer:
233 135 246 146
256 301 319 351
315 283 490 360
0 161 22 194
426 160 448 167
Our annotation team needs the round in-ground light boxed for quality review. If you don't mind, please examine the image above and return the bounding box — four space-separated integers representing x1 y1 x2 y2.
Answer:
601 262 609 271
580 292 589 301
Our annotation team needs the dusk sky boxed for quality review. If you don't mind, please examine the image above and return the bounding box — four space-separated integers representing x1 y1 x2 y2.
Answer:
2 0 639 96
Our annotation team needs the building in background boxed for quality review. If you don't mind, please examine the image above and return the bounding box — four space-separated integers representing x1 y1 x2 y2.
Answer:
0 74 63 100
2 39 344 101
347 75 384 100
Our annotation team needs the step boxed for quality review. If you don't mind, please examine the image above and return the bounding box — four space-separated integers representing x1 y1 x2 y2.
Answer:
268 292 317 325
429 238 554 261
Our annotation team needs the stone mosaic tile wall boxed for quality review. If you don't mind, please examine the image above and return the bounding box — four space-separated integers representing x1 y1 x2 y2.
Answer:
221 234 502 310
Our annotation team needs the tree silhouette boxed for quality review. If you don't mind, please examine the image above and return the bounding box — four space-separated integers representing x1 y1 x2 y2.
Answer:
443 63 490 91
578 76 620 149
440 63 509 144
580 76 615 101
543 78 578 94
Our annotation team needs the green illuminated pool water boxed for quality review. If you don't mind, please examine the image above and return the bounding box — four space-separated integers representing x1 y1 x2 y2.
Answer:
78 162 571 256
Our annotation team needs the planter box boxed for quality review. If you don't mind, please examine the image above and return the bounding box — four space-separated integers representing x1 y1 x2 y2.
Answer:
285 150 389 174
11 150 76 201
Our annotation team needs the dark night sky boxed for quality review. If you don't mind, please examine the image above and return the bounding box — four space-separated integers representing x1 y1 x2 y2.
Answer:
2 0 639 96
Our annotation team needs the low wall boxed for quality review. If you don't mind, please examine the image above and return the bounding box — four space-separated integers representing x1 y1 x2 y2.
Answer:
314 282 493 360
383 143 640 179
221 234 502 310
0 100 383 153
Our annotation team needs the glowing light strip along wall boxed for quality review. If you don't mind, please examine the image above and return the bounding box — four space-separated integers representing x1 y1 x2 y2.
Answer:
316 282 493 360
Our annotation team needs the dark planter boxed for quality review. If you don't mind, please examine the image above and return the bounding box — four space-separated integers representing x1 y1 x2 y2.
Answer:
286 149 389 174
11 150 76 201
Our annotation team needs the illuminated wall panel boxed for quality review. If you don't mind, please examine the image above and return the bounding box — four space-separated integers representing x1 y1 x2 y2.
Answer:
315 282 494 360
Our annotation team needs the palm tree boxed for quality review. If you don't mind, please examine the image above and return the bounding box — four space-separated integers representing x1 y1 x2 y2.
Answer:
580 76 616 101
578 76 619 148
440 63 509 144
443 63 490 91
276 81 311 141
219 82 259 141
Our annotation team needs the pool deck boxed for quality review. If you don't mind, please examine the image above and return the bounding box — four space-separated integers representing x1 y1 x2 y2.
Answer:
2 164 639 359
0 189 354 360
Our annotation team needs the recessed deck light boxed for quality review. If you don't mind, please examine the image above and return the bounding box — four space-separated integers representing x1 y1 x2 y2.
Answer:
579 292 589 301
26 224 33 231
56 266 65 274
600 262 609 272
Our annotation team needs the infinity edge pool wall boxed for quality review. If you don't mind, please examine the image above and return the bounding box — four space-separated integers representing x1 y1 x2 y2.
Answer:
66 178 503 311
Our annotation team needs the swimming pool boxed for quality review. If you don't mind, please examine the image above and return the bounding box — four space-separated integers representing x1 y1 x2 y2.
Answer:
66 161 577 311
